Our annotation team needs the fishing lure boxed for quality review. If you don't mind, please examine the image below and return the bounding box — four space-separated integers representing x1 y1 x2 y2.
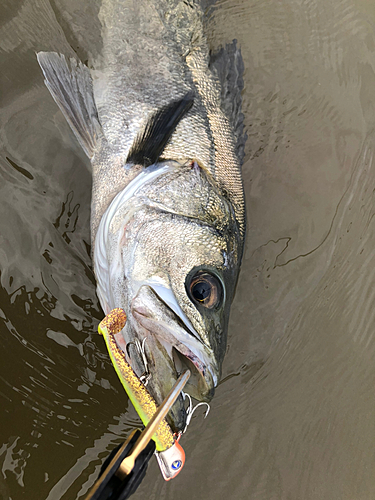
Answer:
98 308 186 480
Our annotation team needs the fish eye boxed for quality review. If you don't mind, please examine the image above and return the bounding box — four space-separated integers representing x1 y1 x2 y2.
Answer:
187 271 223 309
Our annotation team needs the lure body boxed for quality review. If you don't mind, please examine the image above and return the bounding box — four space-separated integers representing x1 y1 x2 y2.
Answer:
99 308 174 452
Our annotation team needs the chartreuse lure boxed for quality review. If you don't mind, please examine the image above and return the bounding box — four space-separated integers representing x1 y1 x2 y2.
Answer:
98 308 174 452
98 308 187 481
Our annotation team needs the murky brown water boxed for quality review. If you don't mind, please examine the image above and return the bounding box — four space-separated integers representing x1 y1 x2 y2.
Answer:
1 0 375 499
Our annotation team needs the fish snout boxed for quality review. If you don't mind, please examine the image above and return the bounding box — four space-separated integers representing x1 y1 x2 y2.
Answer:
131 285 218 404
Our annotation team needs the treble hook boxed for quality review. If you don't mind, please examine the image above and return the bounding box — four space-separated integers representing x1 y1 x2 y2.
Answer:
126 338 151 386
181 391 210 434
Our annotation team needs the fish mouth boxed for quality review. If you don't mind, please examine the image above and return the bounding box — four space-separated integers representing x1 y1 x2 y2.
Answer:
124 284 218 432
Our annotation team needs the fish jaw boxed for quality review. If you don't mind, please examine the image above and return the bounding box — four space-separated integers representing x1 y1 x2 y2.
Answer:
121 284 218 432
131 295 217 399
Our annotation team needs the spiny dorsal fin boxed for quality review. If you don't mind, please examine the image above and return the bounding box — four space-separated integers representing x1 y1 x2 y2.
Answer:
209 40 246 165
126 93 194 167
37 51 102 159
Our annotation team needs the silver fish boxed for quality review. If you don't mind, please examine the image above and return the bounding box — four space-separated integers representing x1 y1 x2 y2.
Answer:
37 0 245 432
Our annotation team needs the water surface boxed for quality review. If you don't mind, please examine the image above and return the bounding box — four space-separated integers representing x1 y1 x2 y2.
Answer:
1 1 375 498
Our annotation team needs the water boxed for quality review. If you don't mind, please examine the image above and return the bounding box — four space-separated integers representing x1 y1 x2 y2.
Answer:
1 0 375 498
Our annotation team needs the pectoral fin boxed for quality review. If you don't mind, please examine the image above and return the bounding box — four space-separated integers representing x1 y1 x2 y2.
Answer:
37 51 102 158
126 93 194 167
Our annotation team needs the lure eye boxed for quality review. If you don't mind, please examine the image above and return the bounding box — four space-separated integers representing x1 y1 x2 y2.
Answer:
187 271 223 309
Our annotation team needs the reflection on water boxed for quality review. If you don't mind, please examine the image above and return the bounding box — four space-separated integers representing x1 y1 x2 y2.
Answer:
1 0 375 499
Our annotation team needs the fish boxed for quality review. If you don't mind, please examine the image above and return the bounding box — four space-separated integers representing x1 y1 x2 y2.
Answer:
37 0 246 433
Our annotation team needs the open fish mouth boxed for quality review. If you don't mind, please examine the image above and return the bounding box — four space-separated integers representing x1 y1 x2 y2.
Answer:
119 284 218 432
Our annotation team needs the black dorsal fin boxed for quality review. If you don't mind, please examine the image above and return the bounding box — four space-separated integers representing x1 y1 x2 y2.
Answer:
126 92 194 167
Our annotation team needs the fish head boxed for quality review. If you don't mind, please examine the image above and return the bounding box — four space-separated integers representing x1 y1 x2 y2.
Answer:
95 161 243 432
